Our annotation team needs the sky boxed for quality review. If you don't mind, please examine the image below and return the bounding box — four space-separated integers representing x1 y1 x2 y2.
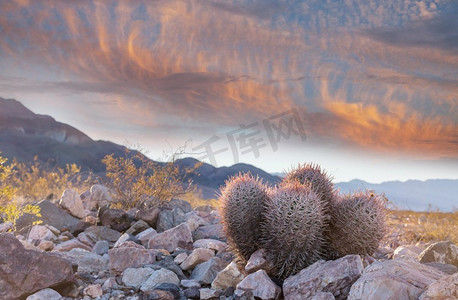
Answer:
0 0 457 183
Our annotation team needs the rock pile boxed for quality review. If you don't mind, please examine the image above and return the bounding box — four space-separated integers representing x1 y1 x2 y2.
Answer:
0 185 456 299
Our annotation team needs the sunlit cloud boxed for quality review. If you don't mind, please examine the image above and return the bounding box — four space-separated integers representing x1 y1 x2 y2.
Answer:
0 0 456 159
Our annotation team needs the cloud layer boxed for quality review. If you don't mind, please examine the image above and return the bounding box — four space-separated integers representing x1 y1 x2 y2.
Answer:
0 0 456 158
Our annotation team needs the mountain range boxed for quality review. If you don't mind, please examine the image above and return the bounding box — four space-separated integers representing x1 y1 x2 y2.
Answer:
1 97 456 211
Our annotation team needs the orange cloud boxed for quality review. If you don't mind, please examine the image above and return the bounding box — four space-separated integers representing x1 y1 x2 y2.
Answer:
0 0 456 159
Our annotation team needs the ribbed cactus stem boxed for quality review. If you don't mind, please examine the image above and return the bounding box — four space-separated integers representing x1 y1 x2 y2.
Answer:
261 182 326 279
219 173 270 262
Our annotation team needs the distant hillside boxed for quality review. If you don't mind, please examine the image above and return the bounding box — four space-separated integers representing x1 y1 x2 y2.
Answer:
336 179 458 212
0 97 280 198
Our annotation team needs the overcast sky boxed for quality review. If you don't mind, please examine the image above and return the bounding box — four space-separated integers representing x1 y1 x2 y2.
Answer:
0 0 457 183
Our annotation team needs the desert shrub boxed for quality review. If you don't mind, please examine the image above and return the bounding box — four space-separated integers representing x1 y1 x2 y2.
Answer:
219 173 270 262
0 154 42 231
1 156 93 203
102 149 202 210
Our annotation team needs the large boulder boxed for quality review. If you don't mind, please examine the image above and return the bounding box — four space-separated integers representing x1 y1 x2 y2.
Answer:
0 233 74 300
148 223 193 252
59 189 85 219
348 258 446 300
419 272 458 300
419 241 458 267
156 208 187 232
283 255 364 300
16 200 80 232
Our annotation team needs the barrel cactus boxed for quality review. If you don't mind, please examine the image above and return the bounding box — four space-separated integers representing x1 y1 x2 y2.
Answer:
282 163 335 208
328 191 387 257
261 182 327 279
219 173 270 262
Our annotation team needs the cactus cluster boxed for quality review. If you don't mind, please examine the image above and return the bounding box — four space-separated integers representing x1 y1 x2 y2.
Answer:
219 163 387 279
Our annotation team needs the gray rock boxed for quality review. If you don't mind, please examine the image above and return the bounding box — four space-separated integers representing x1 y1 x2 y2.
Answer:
140 268 180 292
419 241 458 267
283 255 364 300
212 261 245 290
419 272 458 299
26 288 62 300
0 222 13 233
191 257 227 285
393 245 422 260
57 248 109 273
154 282 181 299
184 287 200 299
236 270 281 300
93 240 109 255
181 279 201 288
166 199 193 213
348 258 446 300
181 248 215 271
186 211 209 231
126 220 150 236
192 224 225 241
136 228 158 245
422 262 458 275
0 233 74 300
200 288 221 300
77 232 98 247
150 257 187 280
311 292 336 300
148 223 193 252
122 267 154 288
59 189 85 219
156 210 174 232
16 200 80 232
193 239 227 252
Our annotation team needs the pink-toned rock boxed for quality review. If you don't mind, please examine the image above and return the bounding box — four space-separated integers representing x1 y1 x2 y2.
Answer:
181 248 215 271
84 284 103 298
283 255 364 300
245 248 269 273
419 241 458 266
348 259 447 300
135 207 160 227
419 272 458 300
52 239 92 252
193 239 227 252
236 269 281 300
136 228 158 245
28 225 56 242
109 246 156 273
0 233 74 300
59 189 86 218
174 252 188 264
212 261 245 290
147 223 193 252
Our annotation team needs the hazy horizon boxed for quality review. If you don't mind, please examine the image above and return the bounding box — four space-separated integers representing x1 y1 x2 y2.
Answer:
1 1 457 183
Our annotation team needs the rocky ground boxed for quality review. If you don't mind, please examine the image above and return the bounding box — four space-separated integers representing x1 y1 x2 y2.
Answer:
0 184 457 300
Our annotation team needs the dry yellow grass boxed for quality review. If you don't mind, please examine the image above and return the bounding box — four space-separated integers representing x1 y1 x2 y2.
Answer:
386 210 458 245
